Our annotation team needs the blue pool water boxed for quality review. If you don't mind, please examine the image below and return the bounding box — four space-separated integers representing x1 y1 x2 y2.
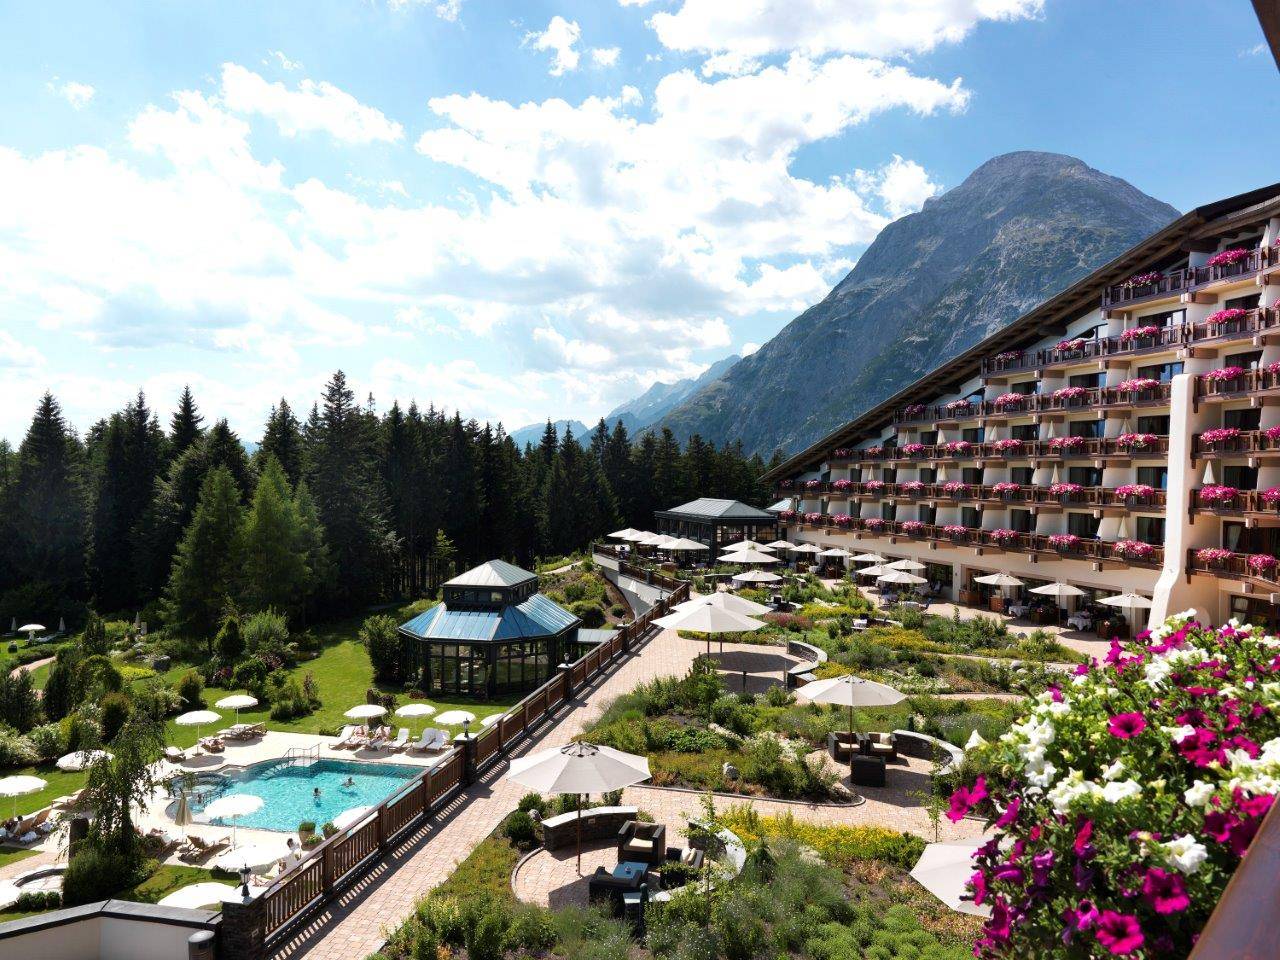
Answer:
186 759 421 833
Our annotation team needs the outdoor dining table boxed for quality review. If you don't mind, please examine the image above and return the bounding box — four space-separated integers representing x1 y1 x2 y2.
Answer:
1067 613 1093 631
612 861 648 885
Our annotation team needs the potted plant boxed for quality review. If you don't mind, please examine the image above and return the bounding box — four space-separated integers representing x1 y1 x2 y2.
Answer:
299 820 317 842
1115 483 1156 506
1047 533 1081 554
1195 546 1232 569
1118 324 1162 348
1049 481 1084 504
1201 427 1241 449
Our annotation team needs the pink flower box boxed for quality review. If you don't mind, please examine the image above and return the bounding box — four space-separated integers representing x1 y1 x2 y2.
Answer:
1115 483 1155 499
1048 533 1080 550
1052 386 1089 401
1195 547 1231 564
991 482 1021 495
988 528 1019 544
1047 436 1085 451
944 441 972 454
1205 307 1249 326
1262 487 1280 506
802 512 822 524
1266 426 1280 442
991 438 1024 453
942 524 968 537
1201 366 1247 383
863 518 886 531
944 398 973 411
1201 428 1241 445
899 480 925 493
992 392 1026 408
902 442 927 456
1118 324 1162 343
941 481 968 494
1049 482 1083 495
1113 539 1155 560
832 448 853 459
1114 377 1160 393
1247 553 1278 574
900 520 926 534
777 479 794 489
832 514 852 527
778 509 796 521
992 350 1022 362
1198 485 1239 505
1125 270 1164 286
902 404 926 418
804 479 822 489
831 478 852 491
864 480 886 491
1206 247 1251 268
1054 338 1087 352
1115 432 1158 450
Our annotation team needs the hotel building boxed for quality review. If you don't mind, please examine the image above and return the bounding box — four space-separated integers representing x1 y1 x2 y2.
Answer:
763 183 1280 633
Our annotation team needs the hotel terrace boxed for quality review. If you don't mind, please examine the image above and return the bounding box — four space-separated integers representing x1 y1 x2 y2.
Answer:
763 182 1280 633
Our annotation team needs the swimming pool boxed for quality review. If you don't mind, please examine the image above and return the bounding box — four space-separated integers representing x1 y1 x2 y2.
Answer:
183 759 422 833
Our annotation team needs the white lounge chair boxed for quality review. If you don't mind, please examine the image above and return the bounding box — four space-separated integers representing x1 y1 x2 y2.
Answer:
333 725 361 749
409 728 448 752
388 728 409 751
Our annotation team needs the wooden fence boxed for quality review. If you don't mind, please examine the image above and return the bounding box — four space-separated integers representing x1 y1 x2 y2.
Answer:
234 567 690 954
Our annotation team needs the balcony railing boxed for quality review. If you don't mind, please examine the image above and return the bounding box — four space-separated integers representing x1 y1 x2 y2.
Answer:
1192 429 1280 458
1187 548 1280 588
1191 488 1280 516
1189 306 1280 346
1196 366 1280 401
1189 247 1270 288
1102 268 1193 310
790 482 1166 510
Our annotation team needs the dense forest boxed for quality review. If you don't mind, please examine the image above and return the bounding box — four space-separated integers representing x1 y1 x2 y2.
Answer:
0 371 779 635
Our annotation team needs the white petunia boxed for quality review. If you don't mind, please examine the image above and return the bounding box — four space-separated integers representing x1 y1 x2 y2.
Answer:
1102 760 1125 782
1183 780 1215 807
1101 779 1142 803
1167 724 1196 744
1163 834 1209 874
964 730 988 752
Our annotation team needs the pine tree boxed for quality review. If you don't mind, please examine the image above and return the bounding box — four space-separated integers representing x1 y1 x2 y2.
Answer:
293 480 331 622
168 386 204 460
241 456 307 614
165 466 245 644
258 399 305 487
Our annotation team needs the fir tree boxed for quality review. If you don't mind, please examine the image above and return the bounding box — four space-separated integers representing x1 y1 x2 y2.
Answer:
168 386 204 460
165 466 245 644
258 399 305 487
241 456 307 614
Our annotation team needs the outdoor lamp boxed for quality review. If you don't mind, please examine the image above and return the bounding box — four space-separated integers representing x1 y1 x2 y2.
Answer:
239 865 252 897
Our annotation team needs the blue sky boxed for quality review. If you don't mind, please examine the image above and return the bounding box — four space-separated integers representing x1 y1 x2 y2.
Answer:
0 0 1276 442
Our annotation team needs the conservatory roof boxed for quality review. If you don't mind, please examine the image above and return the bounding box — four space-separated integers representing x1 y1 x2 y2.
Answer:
399 591 578 642
661 498 775 521
445 559 537 589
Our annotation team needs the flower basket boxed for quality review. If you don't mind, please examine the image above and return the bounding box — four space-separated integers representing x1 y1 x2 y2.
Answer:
831 478 852 492
802 512 823 525
1206 246 1251 268
1200 427 1241 448
863 518 886 532
1265 426 1280 446
942 524 968 542
1049 481 1084 503
992 481 1021 499
1047 436 1086 454
1047 533 1080 552
901 404 927 420
1115 433 1158 451
777 509 796 522
777 479 794 489
863 480 885 493
1054 338 1087 353
991 439 1024 454
1118 324 1162 346
1197 485 1238 507
1201 366 1247 386
1051 386 1089 405
1125 270 1164 287
1112 539 1155 561
941 481 968 497
992 392 1026 410
831 513 852 528
1205 307 1249 328
900 520 926 536
902 442 927 457
988 528 1019 546
1195 547 1231 567
899 480 925 495
944 440 972 456
1261 487 1280 508
1246 553 1278 577
1115 377 1161 395
1116 483 1156 504
804 479 822 490
831 448 853 459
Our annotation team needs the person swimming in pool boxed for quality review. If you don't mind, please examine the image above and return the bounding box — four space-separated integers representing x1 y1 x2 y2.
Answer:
342 776 355 788
314 787 321 800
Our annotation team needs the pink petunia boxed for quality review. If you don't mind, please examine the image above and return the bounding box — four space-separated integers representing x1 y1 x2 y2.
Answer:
1142 868 1190 914
1095 911 1145 955
1073 819 1094 856
995 796 1021 829
1107 712 1146 739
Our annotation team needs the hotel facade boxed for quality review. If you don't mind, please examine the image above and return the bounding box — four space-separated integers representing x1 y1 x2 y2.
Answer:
763 183 1280 633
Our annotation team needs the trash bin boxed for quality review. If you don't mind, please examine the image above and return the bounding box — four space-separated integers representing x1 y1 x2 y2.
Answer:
188 929 215 960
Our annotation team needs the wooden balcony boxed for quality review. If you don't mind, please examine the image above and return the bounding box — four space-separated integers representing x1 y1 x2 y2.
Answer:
1188 307 1280 348
1186 548 1280 591
1190 488 1280 518
1102 268 1193 310
1196 366 1280 402
1192 429 1280 459
1030 436 1169 460
1188 247 1270 290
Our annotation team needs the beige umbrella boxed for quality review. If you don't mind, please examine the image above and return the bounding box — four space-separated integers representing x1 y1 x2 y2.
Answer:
215 842 285 873
344 704 388 720
215 694 259 723
395 703 436 719
911 838 992 918
619 530 654 542
796 676 906 789
856 564 888 577
973 572 1025 587
766 540 796 550
1099 592 1153 632
789 543 822 554
818 547 853 558
173 791 194 839
674 593 772 617
877 570 927 585
176 710 222 754
731 568 783 585
333 805 373 831
851 552 886 563
435 710 476 726
649 534 679 548
0 775 46 819
725 539 773 551
656 602 766 657
609 528 641 540
506 742 651 872
204 793 264 849
56 750 111 772
886 558 926 571
718 549 780 564
665 537 710 551
1030 581 1086 625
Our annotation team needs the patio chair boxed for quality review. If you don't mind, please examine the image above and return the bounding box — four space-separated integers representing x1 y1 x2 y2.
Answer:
388 728 410 751
164 746 186 762
409 728 448 752
850 754 886 788
617 821 666 868
333 725 361 749
860 732 898 761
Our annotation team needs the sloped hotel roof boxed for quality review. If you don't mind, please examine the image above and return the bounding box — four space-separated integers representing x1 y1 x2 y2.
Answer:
762 181 1280 484
444 558 537 589
399 592 579 642
661 497 777 520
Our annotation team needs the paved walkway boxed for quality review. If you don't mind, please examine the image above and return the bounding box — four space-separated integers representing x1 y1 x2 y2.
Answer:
8 656 53 679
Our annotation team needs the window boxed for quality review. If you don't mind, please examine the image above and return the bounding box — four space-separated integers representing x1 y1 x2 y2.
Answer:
883 468 897 484
1135 517 1165 545
1068 466 1103 486
1135 308 1184 328
1137 466 1168 489
1010 509 1033 533
918 505 937 525
1010 467 1034 485
1069 419 1103 439
1224 408 1261 430
1068 513 1100 538
925 562 953 587
962 427 985 443
1223 522 1280 556
1136 415 1169 435
1222 465 1258 489
1230 595 1278 631
1224 293 1261 311
1136 361 1183 382
1226 350 1263 370
881 503 897 521
962 467 984 485
1010 380 1038 395
961 507 982 528
1069 372 1103 389
920 430 938 445
1011 423 1039 441
919 468 937 483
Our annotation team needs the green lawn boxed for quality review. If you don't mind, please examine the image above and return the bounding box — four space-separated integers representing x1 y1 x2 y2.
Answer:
3 765 85 819
0 847 40 870
119 864 221 905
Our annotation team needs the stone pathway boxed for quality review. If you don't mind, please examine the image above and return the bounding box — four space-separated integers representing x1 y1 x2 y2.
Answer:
8 656 53 679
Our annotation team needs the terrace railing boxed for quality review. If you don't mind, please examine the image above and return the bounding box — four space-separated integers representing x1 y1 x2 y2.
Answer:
227 554 691 959
1196 366 1280 401
1192 429 1280 458
1101 268 1193 310
1186 548 1280 589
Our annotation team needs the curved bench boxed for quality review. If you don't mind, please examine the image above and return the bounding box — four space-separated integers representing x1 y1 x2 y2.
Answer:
785 639 828 688
541 805 639 851
892 730 965 768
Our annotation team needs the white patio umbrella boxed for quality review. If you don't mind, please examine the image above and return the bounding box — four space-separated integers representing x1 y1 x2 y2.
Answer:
215 694 259 722
56 749 111 772
973 572 1025 587
655 602 766 657
479 713 505 728
395 703 436 718
851 552 886 563
766 540 797 550
724 539 773 551
649 534 679 549
797 675 905 785
856 564 888 578
877 570 927 586
1099 592 1153 632
886 558 926 571
609 528 641 540
911 838 992 918
506 741 651 872
435 710 476 726
1030 582 1086 625
664 537 709 552
731 569 783 585
215 842 283 874
176 710 222 754
172 791 194 839
204 793 264 850
0 775 46 819
675 593 772 617
818 548 853 558
17 624 44 641
717 549 779 564
332 805 373 831
789 543 822 554
618 530 652 542
344 704 388 720
631 532 664 545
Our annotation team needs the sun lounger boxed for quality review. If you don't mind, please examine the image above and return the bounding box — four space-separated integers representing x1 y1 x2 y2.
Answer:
388 728 409 751
180 834 230 860
409 728 448 752
199 736 225 753
165 746 186 762
333 725 361 749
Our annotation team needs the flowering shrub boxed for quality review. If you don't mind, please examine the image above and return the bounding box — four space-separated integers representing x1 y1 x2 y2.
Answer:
864 446 884 457
993 350 1022 362
988 528 1020 544
944 440 972 454
942 524 968 536
993 392 1026 408
832 448 853 459
1047 533 1081 550
1205 307 1249 326
945 398 974 412
1194 547 1231 564
1201 366 1247 383
900 520 926 535
955 611 1280 958
1268 361 1280 375
1050 482 1084 496
899 480 925 493
1053 386 1089 401
777 479 794 489
1197 485 1239 505
1112 539 1155 560
863 517 886 531
1262 487 1280 506
1200 427 1241 445
992 438 1024 453
802 512 823 524
1114 377 1160 393
1048 436 1086 451
831 478 852 491
1055 338 1087 352
1247 553 1278 575
1116 484 1156 499
902 442 927 456
1206 246 1252 268
864 479 886 491
1115 433 1158 450
1118 325 1162 343
1266 426 1280 442
1125 270 1164 286
777 509 796 522
992 481 1021 495
942 481 969 494
902 404 927 418
831 513 852 527
805 479 822 489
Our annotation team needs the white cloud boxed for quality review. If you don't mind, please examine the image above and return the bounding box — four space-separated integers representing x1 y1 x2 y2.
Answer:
386 0 464 18
740 341 760 356
591 47 621 68
218 63 404 144
525 16 582 76
855 154 942 218
648 0 1043 68
620 85 643 106
267 50 302 71
1241 42 1266 57
48 79 95 109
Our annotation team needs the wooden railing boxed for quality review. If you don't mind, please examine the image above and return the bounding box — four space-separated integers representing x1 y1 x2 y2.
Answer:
249 558 690 948
1192 429 1280 458
1186 548 1280 588
1196 366 1280 400
789 482 1166 510
1189 247 1269 288
1191 488 1280 515
1102 268 1193 309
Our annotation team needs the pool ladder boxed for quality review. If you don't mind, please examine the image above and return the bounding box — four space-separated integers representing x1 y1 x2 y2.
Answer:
283 744 320 769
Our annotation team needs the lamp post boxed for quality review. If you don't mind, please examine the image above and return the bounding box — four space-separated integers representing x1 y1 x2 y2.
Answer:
239 865 252 899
